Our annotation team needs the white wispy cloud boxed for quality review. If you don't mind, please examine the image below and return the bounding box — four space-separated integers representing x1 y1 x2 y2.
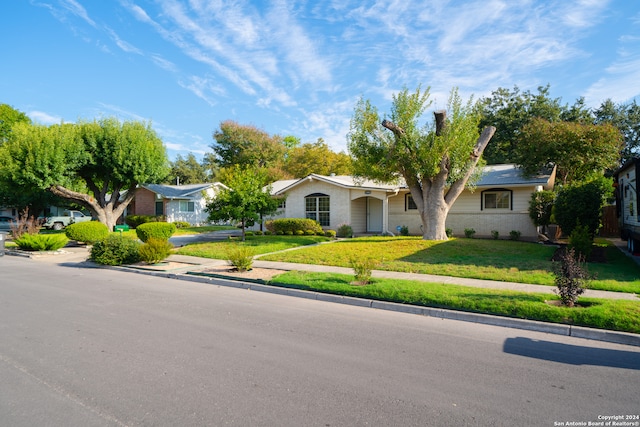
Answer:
59 0 96 27
28 110 62 124
104 26 143 55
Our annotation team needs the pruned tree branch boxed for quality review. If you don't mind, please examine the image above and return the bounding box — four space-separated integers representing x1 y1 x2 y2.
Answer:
381 119 405 136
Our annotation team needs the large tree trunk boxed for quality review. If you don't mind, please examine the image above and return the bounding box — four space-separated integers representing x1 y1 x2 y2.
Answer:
383 112 496 241
49 184 134 231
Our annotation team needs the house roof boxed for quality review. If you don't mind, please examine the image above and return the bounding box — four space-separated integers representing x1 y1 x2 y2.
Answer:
475 164 556 189
271 174 400 195
270 164 555 194
142 182 227 199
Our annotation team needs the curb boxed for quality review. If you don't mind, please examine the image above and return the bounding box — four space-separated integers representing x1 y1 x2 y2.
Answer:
111 265 640 348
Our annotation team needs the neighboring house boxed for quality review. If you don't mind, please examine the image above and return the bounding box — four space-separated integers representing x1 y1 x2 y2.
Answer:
614 158 640 252
128 183 228 225
0 207 16 218
263 164 556 240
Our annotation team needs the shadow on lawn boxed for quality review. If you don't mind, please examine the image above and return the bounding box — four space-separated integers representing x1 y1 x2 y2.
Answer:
396 238 556 273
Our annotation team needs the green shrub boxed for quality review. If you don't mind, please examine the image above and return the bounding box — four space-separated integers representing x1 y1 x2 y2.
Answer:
336 223 353 238
14 233 68 251
124 215 162 228
172 221 191 229
254 230 263 236
553 247 590 307
264 230 272 235
509 230 521 241
554 177 612 237
295 230 304 236
569 224 592 259
139 238 174 264
325 229 337 238
464 228 476 238
276 230 284 235
245 231 254 237
90 234 141 265
399 225 409 236
446 228 453 238
350 257 379 285
136 222 177 242
285 231 293 236
226 245 254 272
65 221 109 244
491 230 499 240
265 218 323 235
305 229 316 235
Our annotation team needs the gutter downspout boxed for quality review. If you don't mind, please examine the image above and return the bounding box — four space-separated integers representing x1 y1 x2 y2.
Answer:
384 189 401 236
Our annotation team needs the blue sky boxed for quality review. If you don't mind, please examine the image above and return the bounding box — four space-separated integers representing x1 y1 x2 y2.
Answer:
2 0 639 160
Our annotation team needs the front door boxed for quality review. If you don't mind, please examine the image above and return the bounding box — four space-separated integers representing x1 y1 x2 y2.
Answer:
366 197 383 233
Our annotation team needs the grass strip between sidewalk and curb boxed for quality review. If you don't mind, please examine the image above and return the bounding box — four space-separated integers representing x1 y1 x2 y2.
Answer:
263 271 640 334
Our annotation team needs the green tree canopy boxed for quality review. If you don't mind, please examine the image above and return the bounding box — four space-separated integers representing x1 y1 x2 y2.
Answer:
594 99 640 165
212 120 286 169
284 139 353 178
0 103 31 145
166 153 212 185
0 118 169 230
206 166 281 241
348 87 495 240
477 85 590 164
515 118 623 185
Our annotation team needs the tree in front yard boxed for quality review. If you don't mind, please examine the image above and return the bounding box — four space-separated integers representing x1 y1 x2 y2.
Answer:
348 87 495 240
206 166 281 241
0 118 169 231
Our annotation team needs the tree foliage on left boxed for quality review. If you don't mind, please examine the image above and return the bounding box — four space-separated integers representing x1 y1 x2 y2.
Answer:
0 118 169 230
206 166 281 241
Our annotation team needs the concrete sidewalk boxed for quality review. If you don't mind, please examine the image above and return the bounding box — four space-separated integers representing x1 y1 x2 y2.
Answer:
21 240 640 301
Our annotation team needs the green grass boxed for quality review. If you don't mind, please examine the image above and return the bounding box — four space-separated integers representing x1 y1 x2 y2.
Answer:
173 225 237 235
176 235 329 258
258 237 640 294
268 271 640 334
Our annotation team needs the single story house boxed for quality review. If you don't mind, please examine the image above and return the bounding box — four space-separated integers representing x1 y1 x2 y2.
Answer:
262 164 556 240
127 182 227 225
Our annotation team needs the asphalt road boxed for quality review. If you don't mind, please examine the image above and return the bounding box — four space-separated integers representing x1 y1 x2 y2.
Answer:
1 255 639 426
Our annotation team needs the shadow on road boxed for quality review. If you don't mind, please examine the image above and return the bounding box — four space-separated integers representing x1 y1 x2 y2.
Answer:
503 337 640 370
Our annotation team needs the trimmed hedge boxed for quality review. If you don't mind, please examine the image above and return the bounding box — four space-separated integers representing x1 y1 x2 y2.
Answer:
266 218 323 235
90 234 141 265
136 222 177 242
124 215 164 228
65 221 109 244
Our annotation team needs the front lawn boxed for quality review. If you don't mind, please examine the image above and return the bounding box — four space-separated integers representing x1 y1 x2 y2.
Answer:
258 237 640 294
176 235 329 258
269 271 640 334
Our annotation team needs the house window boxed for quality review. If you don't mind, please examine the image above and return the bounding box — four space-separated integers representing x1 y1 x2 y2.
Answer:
482 189 512 210
179 201 195 212
278 198 286 209
405 194 417 211
305 193 330 226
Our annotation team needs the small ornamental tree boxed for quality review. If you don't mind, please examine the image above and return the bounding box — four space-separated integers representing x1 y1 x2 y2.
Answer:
206 166 281 241
554 248 590 307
